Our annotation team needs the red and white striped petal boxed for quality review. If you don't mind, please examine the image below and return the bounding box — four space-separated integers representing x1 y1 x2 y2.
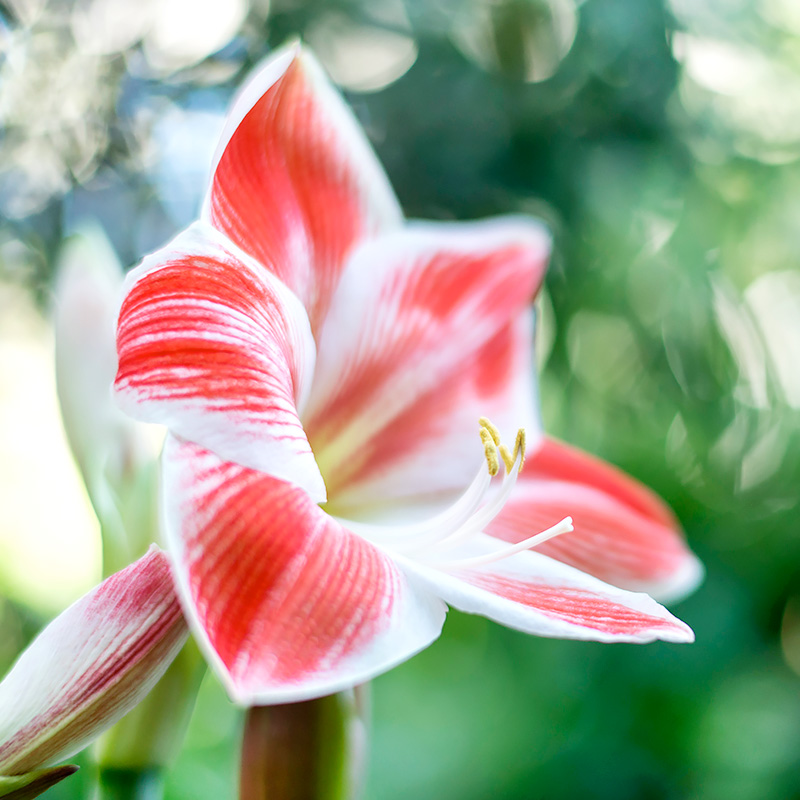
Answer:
525 437 680 529
487 439 703 602
162 436 446 705
400 535 694 644
304 218 550 506
202 43 403 333
0 548 187 775
329 311 541 515
115 224 325 501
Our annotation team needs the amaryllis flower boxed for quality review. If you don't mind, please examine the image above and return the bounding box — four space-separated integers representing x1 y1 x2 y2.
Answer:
0 547 187 779
114 43 701 705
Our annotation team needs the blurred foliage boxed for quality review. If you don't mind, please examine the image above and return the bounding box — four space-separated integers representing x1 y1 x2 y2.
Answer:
2 0 800 798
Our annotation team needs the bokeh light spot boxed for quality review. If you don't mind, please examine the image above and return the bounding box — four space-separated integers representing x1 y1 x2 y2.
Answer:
0 284 101 614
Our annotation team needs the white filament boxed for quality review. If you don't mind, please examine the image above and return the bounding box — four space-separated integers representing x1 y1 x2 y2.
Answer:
431 516 573 569
345 459 492 548
422 447 523 555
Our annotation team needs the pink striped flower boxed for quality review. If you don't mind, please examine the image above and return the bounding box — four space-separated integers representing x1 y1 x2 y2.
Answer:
114 43 701 706
0 547 187 776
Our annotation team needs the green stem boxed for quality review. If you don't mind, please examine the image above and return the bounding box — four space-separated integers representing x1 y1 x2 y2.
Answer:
94 769 164 800
239 686 370 800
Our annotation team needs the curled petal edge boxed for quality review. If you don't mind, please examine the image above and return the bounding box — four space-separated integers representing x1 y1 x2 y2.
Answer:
114 222 326 502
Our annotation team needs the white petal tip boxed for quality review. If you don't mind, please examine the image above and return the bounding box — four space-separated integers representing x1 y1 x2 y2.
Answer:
655 619 696 644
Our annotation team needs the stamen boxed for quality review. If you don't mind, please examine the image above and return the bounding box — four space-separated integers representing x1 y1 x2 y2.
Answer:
479 427 499 476
513 428 526 473
423 433 524 554
498 443 514 473
434 516 573 569
340 416 549 571
369 417 524 555
478 416 501 446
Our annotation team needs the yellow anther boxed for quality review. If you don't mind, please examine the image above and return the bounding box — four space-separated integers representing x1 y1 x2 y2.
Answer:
479 427 500 476
478 417 527 475
498 444 515 474
513 428 527 473
478 416 501 447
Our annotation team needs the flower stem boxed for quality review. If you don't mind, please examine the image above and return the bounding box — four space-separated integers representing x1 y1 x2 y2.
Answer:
239 686 369 800
94 769 164 800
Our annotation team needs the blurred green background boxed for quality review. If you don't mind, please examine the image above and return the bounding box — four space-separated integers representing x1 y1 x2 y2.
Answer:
2 0 800 797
